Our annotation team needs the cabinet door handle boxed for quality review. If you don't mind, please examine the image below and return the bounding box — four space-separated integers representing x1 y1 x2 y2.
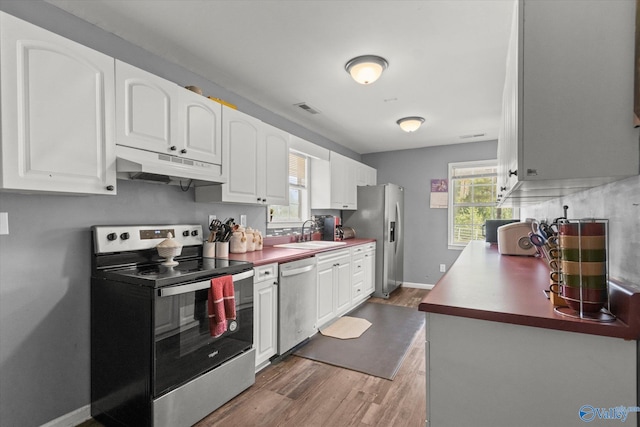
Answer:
508 169 517 177
170 146 177 151
106 185 114 191
500 186 507 191
180 149 187 154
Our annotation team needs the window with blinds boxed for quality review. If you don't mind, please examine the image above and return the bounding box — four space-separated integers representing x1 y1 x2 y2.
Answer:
448 160 515 247
269 151 309 224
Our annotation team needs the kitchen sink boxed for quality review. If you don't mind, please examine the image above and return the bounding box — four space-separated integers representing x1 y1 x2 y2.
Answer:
274 241 348 250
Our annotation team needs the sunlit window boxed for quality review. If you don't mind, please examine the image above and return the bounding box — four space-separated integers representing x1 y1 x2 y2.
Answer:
269 151 309 225
448 160 515 248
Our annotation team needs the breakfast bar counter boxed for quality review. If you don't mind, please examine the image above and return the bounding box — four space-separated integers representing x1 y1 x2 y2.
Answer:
419 241 639 427
419 241 640 340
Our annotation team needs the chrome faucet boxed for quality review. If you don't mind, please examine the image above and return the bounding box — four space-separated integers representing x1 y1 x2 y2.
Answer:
300 219 315 242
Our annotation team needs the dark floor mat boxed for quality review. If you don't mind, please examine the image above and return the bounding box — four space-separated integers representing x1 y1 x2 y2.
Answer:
294 302 425 380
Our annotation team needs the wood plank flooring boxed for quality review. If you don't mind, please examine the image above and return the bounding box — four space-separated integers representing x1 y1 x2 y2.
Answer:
78 286 429 427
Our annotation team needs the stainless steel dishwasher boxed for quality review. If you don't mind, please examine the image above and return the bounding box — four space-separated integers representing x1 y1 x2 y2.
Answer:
278 256 318 355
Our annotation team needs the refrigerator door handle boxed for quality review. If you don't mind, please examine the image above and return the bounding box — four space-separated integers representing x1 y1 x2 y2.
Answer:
394 202 401 253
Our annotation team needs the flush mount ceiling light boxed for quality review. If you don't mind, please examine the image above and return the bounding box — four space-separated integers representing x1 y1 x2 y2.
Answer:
345 55 388 85
397 117 425 132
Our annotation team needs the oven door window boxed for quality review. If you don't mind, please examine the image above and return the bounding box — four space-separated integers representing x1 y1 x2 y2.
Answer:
153 278 253 397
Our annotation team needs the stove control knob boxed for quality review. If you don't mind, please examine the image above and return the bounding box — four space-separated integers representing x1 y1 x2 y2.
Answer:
228 320 238 332
191 230 199 237
120 232 130 240
107 232 118 241
182 230 190 237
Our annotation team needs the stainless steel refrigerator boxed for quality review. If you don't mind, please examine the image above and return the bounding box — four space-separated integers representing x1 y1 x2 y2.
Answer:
343 183 404 298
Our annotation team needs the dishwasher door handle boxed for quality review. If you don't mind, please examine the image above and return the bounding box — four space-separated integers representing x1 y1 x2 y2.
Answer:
280 264 315 277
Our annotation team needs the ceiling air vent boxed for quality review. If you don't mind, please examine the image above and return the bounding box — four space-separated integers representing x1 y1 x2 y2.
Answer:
459 133 486 139
294 102 321 115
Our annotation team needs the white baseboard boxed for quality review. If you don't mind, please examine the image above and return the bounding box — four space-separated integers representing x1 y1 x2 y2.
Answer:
41 405 91 427
402 281 435 290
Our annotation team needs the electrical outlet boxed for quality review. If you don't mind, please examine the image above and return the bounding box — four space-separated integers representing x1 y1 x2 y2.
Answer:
208 215 216 226
240 215 247 227
439 264 446 273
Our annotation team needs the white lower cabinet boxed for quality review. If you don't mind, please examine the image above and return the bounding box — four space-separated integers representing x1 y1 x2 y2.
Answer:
253 263 278 371
316 244 376 329
363 245 376 296
351 243 376 305
316 249 351 329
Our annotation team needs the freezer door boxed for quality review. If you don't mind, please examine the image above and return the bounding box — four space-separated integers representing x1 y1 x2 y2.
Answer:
383 184 404 296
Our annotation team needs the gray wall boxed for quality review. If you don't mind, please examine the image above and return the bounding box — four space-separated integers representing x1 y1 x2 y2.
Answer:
0 180 265 426
521 175 640 286
3 2 637 426
0 1 359 425
362 140 498 285
0 0 360 162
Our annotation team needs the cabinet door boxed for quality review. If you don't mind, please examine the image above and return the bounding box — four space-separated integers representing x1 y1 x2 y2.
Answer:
179 89 222 165
356 163 377 187
222 107 261 203
330 153 357 210
254 278 278 369
519 0 638 181
352 254 366 304
310 158 331 209
316 261 336 328
115 60 175 154
263 124 289 205
335 257 352 316
363 249 376 295
0 12 116 195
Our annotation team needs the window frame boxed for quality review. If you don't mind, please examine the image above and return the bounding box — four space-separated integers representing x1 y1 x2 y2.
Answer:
447 159 517 250
267 150 310 229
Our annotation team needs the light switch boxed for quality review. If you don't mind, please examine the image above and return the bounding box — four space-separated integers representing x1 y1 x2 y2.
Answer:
0 212 8 235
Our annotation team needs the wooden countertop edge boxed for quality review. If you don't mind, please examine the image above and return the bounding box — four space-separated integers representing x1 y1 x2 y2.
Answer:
419 302 638 340
418 241 640 341
227 238 376 266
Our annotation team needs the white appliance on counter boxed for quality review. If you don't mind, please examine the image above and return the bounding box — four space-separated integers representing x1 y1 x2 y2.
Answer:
343 184 404 298
497 222 536 256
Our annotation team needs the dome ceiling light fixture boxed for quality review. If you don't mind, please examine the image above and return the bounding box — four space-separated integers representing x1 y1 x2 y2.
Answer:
397 116 425 133
345 55 388 85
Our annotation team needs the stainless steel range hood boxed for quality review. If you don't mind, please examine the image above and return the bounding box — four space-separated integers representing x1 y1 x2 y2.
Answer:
116 145 225 185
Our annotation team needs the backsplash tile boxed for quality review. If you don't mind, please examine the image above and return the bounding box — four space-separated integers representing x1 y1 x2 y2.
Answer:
521 175 640 285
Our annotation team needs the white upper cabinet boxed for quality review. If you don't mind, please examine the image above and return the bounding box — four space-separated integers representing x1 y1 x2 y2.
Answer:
356 162 377 187
115 60 222 166
331 152 357 210
0 11 116 195
223 107 261 203
497 0 639 206
180 89 222 165
312 152 376 210
263 125 289 205
116 60 173 153
195 107 289 205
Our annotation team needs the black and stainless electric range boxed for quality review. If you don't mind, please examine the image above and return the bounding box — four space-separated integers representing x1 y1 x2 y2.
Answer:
90 224 255 427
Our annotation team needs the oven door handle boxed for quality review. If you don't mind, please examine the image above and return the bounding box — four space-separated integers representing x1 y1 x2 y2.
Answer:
157 270 254 297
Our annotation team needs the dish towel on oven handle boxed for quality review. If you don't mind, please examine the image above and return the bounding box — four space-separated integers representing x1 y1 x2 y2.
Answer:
208 275 236 338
